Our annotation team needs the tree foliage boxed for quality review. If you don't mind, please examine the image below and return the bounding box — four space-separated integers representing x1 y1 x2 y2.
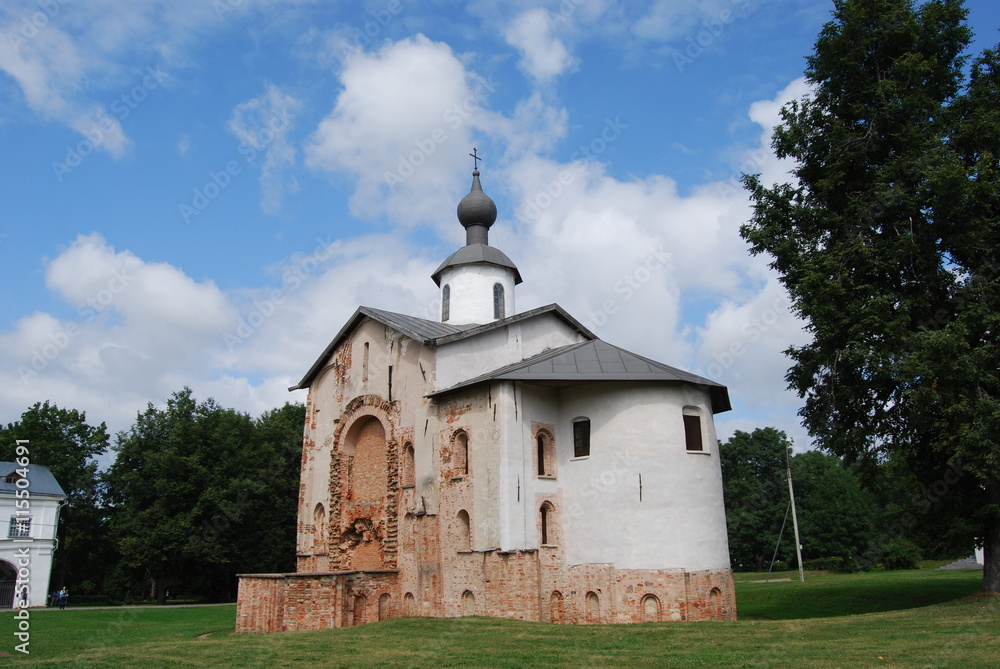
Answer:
105 389 303 603
0 401 111 593
721 428 876 571
741 0 999 590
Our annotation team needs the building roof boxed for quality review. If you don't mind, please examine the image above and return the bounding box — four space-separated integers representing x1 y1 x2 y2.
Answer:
290 303 596 391
430 243 523 286
0 462 66 499
427 339 732 414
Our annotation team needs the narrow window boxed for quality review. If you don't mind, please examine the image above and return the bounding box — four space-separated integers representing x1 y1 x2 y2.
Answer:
587 592 600 623
457 509 471 551
353 595 366 625
454 431 469 476
642 594 660 622
462 590 476 616
537 434 546 476
442 284 451 321
402 442 415 488
493 283 505 319
362 341 370 383
540 504 548 545
378 593 392 621
683 414 703 451
573 418 591 458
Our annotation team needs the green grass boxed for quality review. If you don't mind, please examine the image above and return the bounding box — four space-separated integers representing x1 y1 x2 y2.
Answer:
1 569 996 668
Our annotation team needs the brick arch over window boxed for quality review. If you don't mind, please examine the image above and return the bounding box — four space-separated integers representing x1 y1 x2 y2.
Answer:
710 587 724 620
456 509 471 551
538 500 558 546
313 503 327 554
402 441 415 488
352 594 367 625
549 591 564 623
641 594 660 622
586 591 600 623
378 593 392 621
534 427 555 477
330 395 401 570
451 430 469 476
462 590 476 616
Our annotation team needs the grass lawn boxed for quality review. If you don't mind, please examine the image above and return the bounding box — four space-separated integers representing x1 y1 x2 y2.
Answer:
1 568 996 668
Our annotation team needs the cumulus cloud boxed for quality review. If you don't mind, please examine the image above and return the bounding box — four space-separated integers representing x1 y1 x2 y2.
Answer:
504 9 576 83
305 35 508 229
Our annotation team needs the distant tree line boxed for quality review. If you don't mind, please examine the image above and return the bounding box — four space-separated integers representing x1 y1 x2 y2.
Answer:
0 391 303 604
721 427 970 573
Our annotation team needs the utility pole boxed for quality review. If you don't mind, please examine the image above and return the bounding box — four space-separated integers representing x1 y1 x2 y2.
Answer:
786 441 805 583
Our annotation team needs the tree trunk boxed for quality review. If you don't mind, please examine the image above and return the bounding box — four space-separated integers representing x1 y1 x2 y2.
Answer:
981 486 1000 593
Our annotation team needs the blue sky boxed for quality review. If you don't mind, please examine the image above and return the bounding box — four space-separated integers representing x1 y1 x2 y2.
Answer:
1 0 997 446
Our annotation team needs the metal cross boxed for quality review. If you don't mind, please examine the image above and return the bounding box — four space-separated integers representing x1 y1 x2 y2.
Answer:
470 147 481 170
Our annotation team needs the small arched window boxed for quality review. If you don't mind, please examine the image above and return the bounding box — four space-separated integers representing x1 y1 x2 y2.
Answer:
453 431 469 476
641 594 660 622
539 501 557 546
402 442 415 488
535 429 555 477
493 283 505 319
683 407 704 451
442 284 451 321
586 591 600 623
456 509 471 551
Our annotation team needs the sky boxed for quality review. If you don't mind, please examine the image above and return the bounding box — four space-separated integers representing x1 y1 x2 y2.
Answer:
1 0 998 452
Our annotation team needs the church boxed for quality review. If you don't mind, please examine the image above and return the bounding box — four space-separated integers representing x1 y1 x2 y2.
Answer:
235 162 737 633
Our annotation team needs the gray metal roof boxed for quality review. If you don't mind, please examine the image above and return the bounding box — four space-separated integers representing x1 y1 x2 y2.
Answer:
290 304 595 390
0 462 66 499
430 244 523 286
427 339 732 414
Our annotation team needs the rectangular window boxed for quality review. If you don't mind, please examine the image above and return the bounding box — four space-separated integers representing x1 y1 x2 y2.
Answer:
683 414 703 451
573 419 591 458
8 517 31 538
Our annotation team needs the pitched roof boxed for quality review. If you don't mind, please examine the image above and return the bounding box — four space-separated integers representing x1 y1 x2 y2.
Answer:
427 339 732 414
290 304 596 390
0 462 66 499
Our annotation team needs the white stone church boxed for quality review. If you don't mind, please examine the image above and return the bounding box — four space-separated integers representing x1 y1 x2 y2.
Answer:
236 165 736 632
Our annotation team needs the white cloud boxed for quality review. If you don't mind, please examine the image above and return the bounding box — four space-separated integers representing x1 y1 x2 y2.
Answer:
228 83 303 214
504 9 576 83
305 35 508 229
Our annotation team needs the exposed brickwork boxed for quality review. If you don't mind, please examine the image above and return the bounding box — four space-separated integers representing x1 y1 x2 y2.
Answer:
237 321 737 633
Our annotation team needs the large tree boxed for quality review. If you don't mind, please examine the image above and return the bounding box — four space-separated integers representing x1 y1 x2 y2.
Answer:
721 428 876 570
105 389 302 603
741 0 999 590
0 402 111 594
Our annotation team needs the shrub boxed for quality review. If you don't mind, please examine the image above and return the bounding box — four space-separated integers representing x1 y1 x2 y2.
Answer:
883 538 921 570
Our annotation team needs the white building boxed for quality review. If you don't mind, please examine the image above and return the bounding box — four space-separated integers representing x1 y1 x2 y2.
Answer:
237 168 736 632
0 462 65 608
